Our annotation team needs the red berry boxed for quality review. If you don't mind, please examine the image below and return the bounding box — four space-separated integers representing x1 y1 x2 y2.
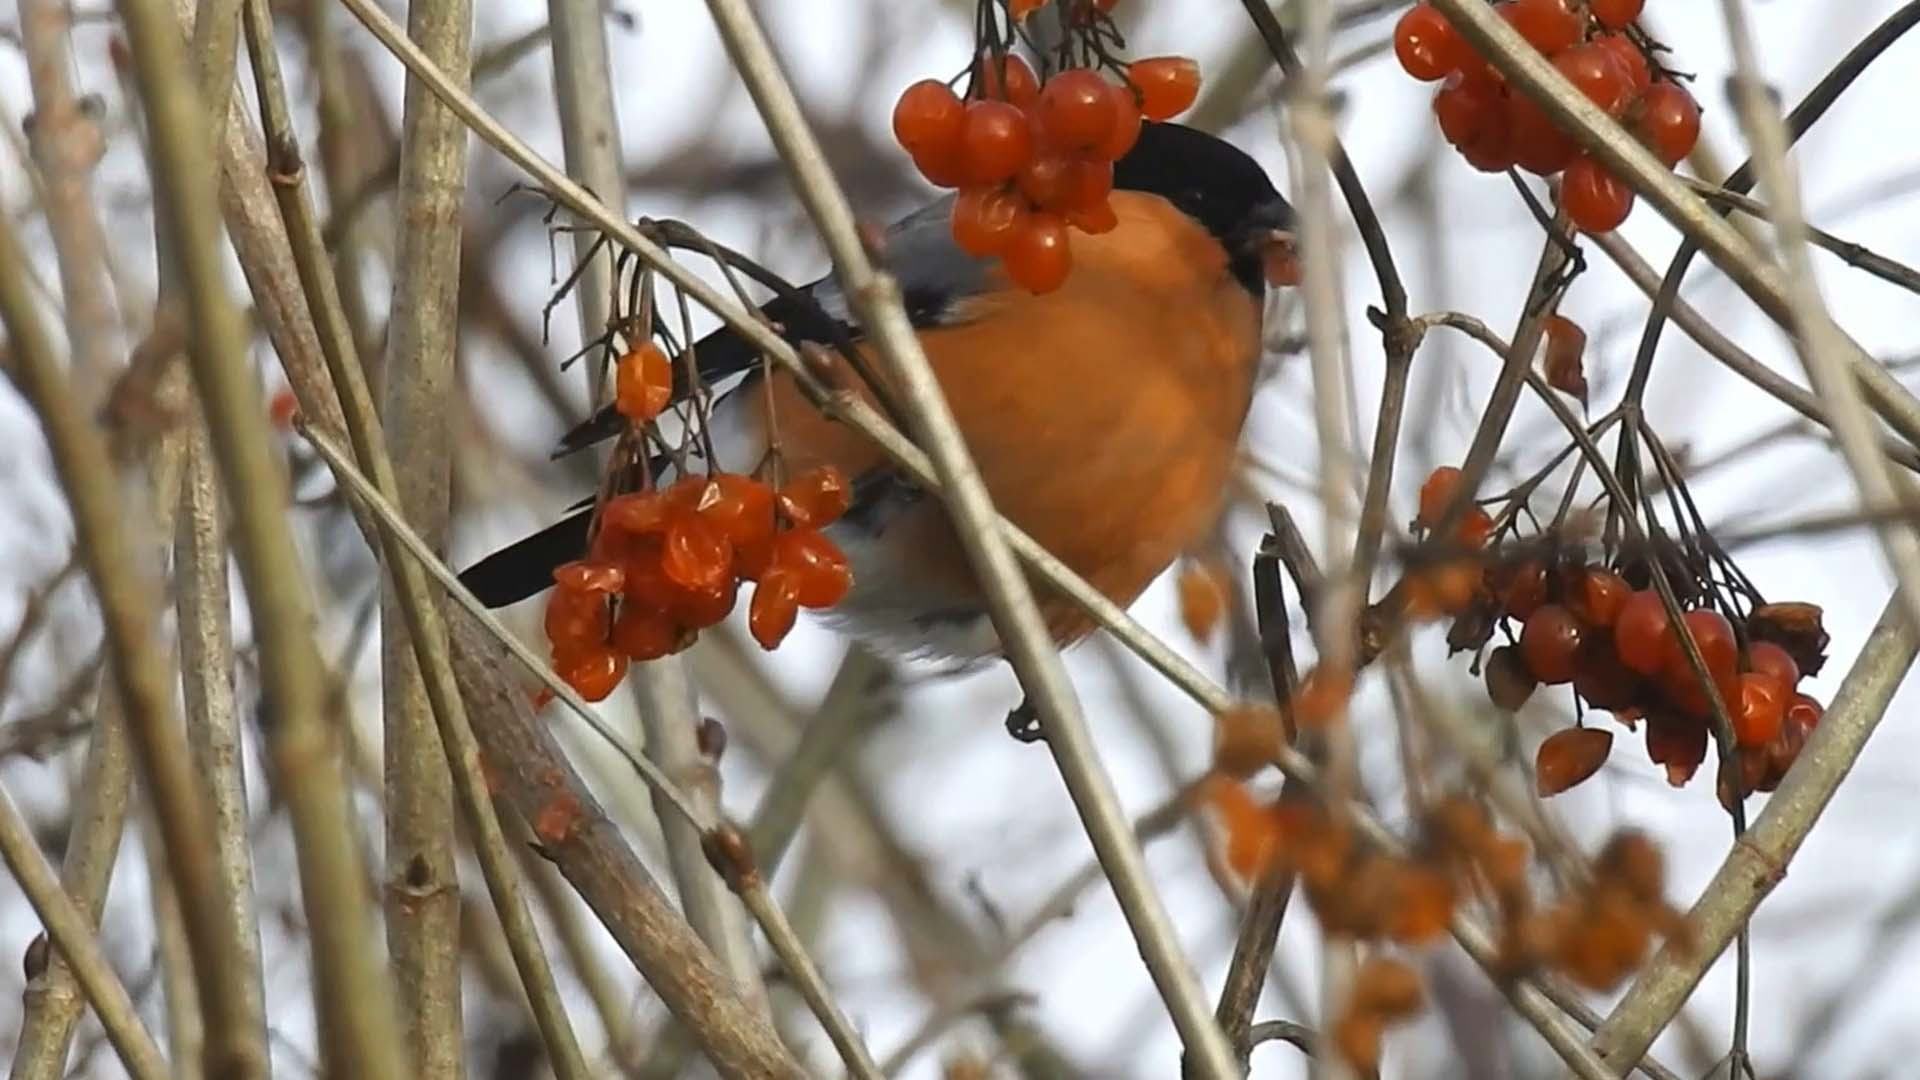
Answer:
1096 80 1144 160
1458 120 1517 173
1594 35 1651 95
1732 672 1787 748
772 528 854 608
892 79 965 158
1521 604 1584 684
1456 507 1495 548
778 465 852 528
1433 73 1502 149
975 53 1040 107
1065 158 1114 212
1562 154 1634 232
1127 56 1201 121
667 577 738 629
615 341 672 423
1664 608 1739 688
1507 90 1579 176
604 490 674 537
1573 633 1642 710
950 184 1029 256
1017 153 1075 210
1567 566 1631 628
1591 0 1645 32
911 141 968 188
1633 81 1701 166
1500 0 1581 56
1645 711 1707 787
1394 4 1468 82
1037 69 1115 153
1535 726 1612 797
1492 558 1549 619
1747 640 1800 688
749 572 802 650
959 100 1035 185
1554 43 1636 117
1614 590 1672 675
1004 213 1073 293
1486 645 1539 711
1785 692 1823 735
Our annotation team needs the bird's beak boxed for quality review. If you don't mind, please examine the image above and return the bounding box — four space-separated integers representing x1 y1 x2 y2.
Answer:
1241 197 1300 289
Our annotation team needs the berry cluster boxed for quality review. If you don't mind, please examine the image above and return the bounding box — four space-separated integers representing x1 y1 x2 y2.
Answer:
1201 775 1687 1068
542 466 855 702
1395 462 1832 804
891 7 1199 292
1394 0 1701 232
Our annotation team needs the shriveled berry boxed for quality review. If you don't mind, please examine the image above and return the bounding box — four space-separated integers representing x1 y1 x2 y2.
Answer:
778 465 852 528
749 572 802 650
1573 633 1642 710
1521 603 1584 684
1037 69 1116 153
1127 56 1201 120
1541 313 1589 404
1645 711 1708 787
544 587 607 651
1536 726 1612 797
1004 213 1073 293
1486 644 1538 711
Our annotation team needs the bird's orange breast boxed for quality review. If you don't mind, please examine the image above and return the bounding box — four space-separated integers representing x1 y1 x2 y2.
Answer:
747 191 1264 645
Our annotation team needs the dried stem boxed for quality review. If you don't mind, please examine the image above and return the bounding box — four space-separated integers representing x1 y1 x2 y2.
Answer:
108 0 406 1068
379 0 474 1066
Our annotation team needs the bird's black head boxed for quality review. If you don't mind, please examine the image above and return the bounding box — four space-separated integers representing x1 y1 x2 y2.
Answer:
1114 122 1295 295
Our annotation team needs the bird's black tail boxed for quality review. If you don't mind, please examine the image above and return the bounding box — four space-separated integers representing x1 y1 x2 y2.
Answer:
457 505 593 608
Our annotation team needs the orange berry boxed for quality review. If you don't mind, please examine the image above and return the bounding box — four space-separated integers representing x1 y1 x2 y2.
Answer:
1293 664 1354 728
1352 955 1425 1018
1008 0 1047 18
696 473 777 550
1394 4 1469 82
268 388 299 429
1563 153 1635 232
1416 465 1463 528
1127 56 1201 121
661 512 733 592
1568 566 1631 628
1591 0 1644 31
1732 672 1787 748
1037 69 1116 153
1095 79 1144 160
1455 506 1495 548
950 184 1030 256
611 603 681 661
959 100 1035 185
544 587 607 651
772 528 853 608
1746 640 1800 688
1016 152 1075 210
974 52 1039 107
667 577 739 629
1613 589 1672 675
749 572 802 650
615 341 673 423
892 79 965 159
1065 196 1119 235
778 465 852 528
1003 213 1072 293
911 140 968 188
1499 0 1581 55
1065 157 1114 212
1662 608 1739 689
603 489 673 536
1177 560 1228 641
1535 726 1612 796
1212 704 1284 778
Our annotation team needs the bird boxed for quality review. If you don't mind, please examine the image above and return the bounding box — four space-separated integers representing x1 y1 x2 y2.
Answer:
459 121 1296 663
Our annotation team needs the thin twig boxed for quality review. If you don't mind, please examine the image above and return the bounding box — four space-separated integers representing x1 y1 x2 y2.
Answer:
1682 179 1920 296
